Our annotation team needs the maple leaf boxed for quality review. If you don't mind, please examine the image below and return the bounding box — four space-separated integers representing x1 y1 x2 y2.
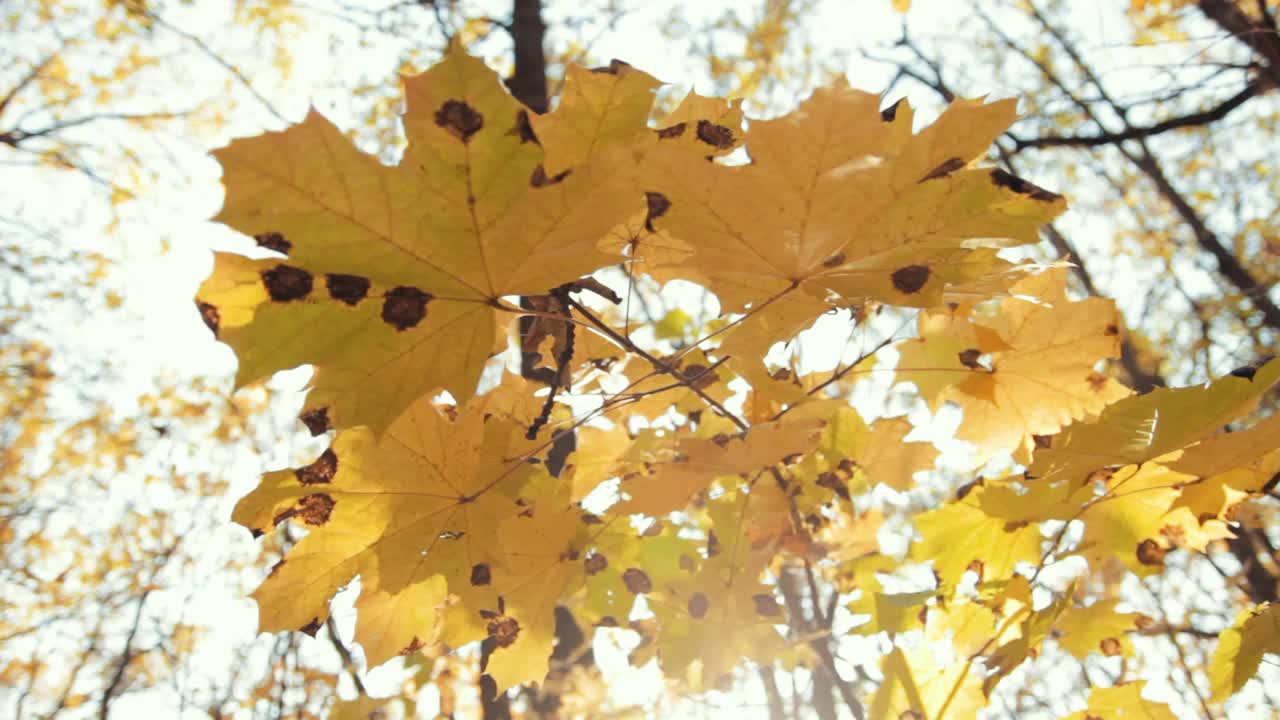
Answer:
911 481 1045 587
896 267 1130 458
1053 598 1142 659
1030 356 1280 485
232 385 598 676
1059 681 1177 720
639 82 1066 372
870 645 985 720
1209 602 1280 701
614 417 823 516
197 45 641 432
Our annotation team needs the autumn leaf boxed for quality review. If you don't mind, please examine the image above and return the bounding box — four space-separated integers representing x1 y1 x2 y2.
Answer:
1209 602 1280 701
1059 681 1177 720
640 82 1066 373
911 481 1046 587
896 267 1129 458
199 44 643 433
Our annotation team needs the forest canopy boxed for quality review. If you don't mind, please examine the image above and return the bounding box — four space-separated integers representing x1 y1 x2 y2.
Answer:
2 1 1279 719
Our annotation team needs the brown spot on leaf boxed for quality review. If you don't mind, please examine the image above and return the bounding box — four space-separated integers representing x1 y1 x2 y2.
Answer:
990 168 1063 202
1100 637 1123 656
598 616 618 627
251 528 264 539
297 493 335 525
471 563 492 586
1134 614 1154 630
400 636 424 655
1104 323 1119 336
584 553 608 575
262 264 313 302
326 273 370 306
891 265 931 294
1137 539 1167 566
530 164 571 187
881 99 902 122
657 122 687 139
919 156 966 182
822 252 846 268
197 301 220 338
1033 434 1053 450
299 618 322 637
622 568 652 594
435 100 484 142
752 593 782 617
899 712 923 720
707 530 721 557
486 615 520 648
514 109 538 144
644 191 670 232
300 407 330 436
958 348 983 369
381 286 431 331
696 119 736 149
1086 372 1109 392
254 232 292 255
687 592 710 619
679 554 697 573
590 59 631 74
295 448 337 485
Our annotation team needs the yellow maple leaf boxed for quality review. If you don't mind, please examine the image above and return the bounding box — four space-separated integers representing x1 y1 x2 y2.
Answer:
1059 681 1177 720
614 417 824 516
233 385 593 674
199 45 644 432
1209 602 1280 701
1053 598 1141 659
911 482 1045 587
640 82 1066 374
1030 357 1280 485
897 267 1129 459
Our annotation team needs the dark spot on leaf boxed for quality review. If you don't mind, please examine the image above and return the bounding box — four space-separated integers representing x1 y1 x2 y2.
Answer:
471 563 492 586
326 273 370 306
622 568 652 594
254 232 291 255
880 99 902 122
299 618 322 637
817 472 849 500
251 528 264 539
598 615 618 627
752 593 781 617
644 191 670 232
687 592 710 619
514 109 538 144
1104 323 1119 336
711 433 732 448
1033 434 1053 450
679 554 697 573
1099 637 1122 656
530 164 571 187
657 122 687 140
262 264 313 302
295 448 337 485
1230 364 1258 380
486 616 520 648
435 100 483 142
707 530 721 557
958 348 983 369
300 407 330 436
990 168 1063 202
381 286 431 331
891 265 930 294
580 512 603 525
822 252 846 268
479 608 498 620
1136 539 1167 566
919 156 966 182
590 59 631 74
584 553 608 575
400 636 424 655
1003 520 1028 532
696 119 735 149
297 493 335 525
197 301 220 338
